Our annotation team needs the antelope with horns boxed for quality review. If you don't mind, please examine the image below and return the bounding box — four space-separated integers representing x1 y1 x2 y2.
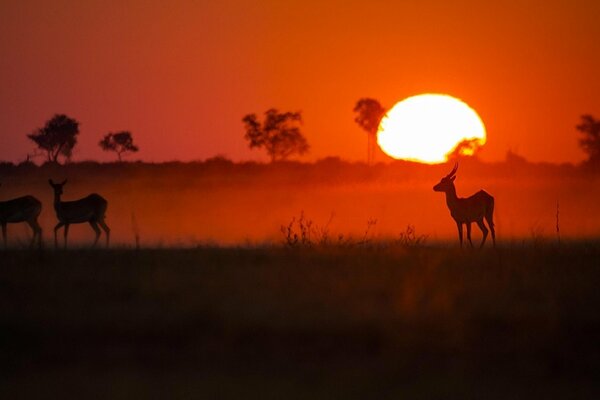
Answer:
0 183 42 248
433 163 496 248
49 179 110 248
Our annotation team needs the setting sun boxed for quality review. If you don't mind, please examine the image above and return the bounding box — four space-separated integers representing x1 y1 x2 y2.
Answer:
377 94 486 164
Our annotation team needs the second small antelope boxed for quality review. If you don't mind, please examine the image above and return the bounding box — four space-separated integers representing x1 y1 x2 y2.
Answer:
0 183 42 248
49 179 110 248
433 163 496 248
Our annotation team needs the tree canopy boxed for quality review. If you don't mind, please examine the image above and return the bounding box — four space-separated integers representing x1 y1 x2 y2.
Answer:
242 109 309 162
99 131 139 161
576 114 600 165
27 114 80 164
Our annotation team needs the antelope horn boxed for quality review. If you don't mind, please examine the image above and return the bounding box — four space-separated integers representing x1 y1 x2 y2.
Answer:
445 162 458 179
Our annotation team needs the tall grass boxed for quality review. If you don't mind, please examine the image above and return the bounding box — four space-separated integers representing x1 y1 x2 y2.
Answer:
1 243 599 398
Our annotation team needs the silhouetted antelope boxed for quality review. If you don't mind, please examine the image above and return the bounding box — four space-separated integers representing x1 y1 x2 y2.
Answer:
433 164 495 248
49 179 110 248
0 183 42 248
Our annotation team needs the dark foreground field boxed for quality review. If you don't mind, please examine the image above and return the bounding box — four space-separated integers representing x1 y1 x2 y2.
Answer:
1 244 599 399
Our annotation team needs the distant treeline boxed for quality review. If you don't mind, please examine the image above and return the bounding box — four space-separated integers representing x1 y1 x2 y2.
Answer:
0 155 588 187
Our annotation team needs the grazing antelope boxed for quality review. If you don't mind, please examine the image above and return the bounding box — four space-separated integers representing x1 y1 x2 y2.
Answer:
433 163 496 248
0 183 42 248
49 179 110 248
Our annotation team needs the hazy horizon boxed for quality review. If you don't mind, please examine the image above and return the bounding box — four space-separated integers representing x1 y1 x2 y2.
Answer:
1 160 597 247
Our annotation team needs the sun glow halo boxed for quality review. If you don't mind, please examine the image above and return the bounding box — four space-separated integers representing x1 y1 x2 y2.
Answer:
377 94 486 164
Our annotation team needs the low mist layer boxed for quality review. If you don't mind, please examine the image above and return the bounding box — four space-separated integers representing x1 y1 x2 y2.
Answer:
0 159 598 247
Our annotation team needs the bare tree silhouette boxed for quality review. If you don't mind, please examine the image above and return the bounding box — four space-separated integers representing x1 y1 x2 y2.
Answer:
0 183 42 248
28 114 80 164
433 164 496 248
99 131 139 161
49 179 110 248
353 98 386 164
242 109 309 162
576 114 600 166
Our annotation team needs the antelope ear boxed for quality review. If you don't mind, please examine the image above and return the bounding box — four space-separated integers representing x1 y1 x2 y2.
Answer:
61 179 67 185
49 179 54 186
450 176 456 182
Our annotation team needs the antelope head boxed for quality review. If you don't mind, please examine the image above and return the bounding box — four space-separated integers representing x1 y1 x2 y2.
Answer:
48 179 68 195
433 163 458 192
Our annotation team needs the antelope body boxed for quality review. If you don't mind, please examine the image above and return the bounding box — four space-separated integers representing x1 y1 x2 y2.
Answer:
49 179 110 248
433 164 496 248
0 184 42 248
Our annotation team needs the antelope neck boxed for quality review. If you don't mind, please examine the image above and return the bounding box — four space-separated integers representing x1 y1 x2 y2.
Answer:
444 184 458 209
53 192 63 213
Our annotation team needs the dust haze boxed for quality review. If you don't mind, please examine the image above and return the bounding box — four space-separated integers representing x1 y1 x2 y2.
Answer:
0 158 597 247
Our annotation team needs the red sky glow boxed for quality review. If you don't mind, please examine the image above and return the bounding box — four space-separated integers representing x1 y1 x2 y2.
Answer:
1 0 600 164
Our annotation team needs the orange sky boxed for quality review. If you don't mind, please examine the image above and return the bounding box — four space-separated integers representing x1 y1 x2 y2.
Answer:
1 0 600 164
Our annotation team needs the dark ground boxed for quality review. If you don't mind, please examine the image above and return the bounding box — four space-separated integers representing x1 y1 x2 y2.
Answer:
1 244 599 399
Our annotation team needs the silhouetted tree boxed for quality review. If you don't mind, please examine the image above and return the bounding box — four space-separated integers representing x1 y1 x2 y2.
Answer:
27 114 80 164
99 131 139 161
242 109 309 162
576 114 600 165
447 138 483 160
353 98 386 164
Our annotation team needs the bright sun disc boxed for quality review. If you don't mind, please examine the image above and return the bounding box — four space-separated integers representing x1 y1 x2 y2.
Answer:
377 94 486 164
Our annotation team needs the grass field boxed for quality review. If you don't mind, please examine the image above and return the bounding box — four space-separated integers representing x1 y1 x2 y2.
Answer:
1 243 599 399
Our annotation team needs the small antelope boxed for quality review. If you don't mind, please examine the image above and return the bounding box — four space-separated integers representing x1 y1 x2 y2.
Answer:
0 183 42 248
49 179 110 248
433 163 496 248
